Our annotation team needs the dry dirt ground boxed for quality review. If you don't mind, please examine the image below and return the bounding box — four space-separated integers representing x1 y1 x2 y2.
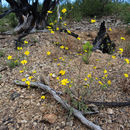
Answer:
0 20 130 130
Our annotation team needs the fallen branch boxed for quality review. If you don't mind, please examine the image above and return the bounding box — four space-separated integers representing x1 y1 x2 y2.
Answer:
14 80 102 130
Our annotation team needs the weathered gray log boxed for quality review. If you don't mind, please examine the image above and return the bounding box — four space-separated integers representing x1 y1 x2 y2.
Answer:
14 80 102 130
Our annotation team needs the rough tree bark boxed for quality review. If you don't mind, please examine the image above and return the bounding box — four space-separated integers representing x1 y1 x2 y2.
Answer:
0 0 59 48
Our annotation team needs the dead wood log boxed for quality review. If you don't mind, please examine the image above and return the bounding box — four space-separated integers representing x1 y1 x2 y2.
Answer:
14 80 102 130
92 21 116 54
0 0 59 48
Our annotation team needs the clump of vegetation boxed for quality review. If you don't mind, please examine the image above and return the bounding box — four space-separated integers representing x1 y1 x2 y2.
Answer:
8 13 18 27
7 59 20 69
82 41 93 64
0 50 5 57
123 41 130 58
126 27 130 35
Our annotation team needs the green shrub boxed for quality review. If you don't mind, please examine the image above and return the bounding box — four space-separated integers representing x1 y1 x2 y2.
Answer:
123 41 130 58
8 13 18 27
0 50 5 57
7 59 20 69
82 41 93 64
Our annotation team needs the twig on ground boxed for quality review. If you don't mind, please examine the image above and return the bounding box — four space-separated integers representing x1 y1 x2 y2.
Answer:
14 80 102 130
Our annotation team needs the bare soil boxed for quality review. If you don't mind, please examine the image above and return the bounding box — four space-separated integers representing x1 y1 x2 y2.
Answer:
0 20 130 130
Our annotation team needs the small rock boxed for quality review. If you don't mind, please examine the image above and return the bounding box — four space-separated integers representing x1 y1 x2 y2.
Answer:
61 121 66 127
43 114 57 124
107 108 114 115
40 75 49 85
66 120 73 126
40 106 46 113
82 41 88 44
52 74 56 78
89 32 97 39
21 120 27 123
107 119 112 123
95 50 102 54
10 91 20 101
87 104 98 112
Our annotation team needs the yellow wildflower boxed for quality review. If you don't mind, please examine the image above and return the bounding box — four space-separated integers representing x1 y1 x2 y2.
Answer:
59 57 62 60
124 73 128 78
56 27 59 31
84 50 88 53
28 76 33 80
24 40 28 44
102 77 105 79
62 8 67 13
50 30 54 34
120 37 125 40
112 55 116 59
104 69 107 74
47 51 51 55
22 78 26 82
47 26 52 29
24 51 30 56
49 73 53 76
26 81 30 86
7 55 12 60
14 60 18 63
48 10 53 13
119 48 123 53
60 17 62 20
95 77 98 80
61 79 69 85
67 30 71 34
60 45 64 49
69 84 72 88
64 23 67 26
19 70 24 73
21 60 27 65
54 20 57 23
65 47 69 50
107 80 111 85
84 78 88 81
108 27 112 31
77 37 81 40
98 81 103 85
17 47 23 50
105 74 108 78
41 96 45 99
56 77 60 80
93 66 96 69
59 70 66 76
91 19 96 23
87 74 91 78
124 58 129 64
49 23 54 26
62 58 64 61
57 63 60 66
32 70 36 73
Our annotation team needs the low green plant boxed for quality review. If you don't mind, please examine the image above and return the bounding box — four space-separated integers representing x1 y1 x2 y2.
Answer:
126 27 130 35
8 13 18 27
82 42 93 64
123 41 130 58
0 50 5 57
7 59 20 69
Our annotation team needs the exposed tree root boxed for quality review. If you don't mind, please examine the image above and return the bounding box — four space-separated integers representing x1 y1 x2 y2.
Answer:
14 80 102 130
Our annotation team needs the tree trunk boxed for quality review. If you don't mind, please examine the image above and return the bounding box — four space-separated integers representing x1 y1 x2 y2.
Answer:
0 0 59 48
